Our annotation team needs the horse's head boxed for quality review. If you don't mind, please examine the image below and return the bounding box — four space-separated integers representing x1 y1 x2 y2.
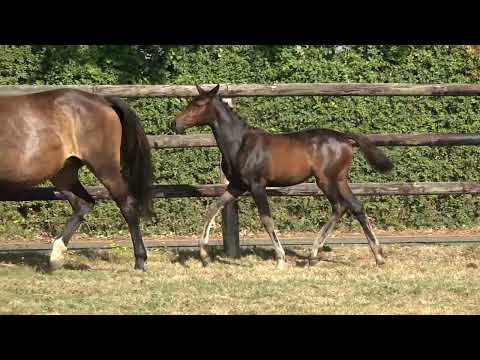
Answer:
172 84 220 134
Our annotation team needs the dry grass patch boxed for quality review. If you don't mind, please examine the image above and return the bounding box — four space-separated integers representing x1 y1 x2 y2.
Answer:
0 244 479 314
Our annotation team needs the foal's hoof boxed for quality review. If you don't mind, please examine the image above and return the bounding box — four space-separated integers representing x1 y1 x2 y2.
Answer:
201 256 211 267
308 251 322 266
49 259 65 272
134 260 146 272
375 258 386 266
134 266 146 272
309 258 321 267
276 259 286 269
49 238 67 272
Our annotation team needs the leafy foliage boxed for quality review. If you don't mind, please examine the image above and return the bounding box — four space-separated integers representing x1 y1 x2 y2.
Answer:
1 45 480 238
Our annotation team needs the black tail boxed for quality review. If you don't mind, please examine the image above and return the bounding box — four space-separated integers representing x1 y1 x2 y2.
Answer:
347 134 394 173
106 96 153 218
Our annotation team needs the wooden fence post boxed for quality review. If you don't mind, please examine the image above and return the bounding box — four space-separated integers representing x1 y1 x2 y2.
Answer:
220 98 241 258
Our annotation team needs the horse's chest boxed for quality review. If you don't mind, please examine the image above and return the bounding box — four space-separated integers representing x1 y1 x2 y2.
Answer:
221 158 241 180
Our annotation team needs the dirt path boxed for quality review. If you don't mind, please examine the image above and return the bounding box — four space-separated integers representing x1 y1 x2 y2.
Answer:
1 229 480 251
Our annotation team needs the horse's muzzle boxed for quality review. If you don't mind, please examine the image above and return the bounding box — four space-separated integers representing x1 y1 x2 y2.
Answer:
171 120 186 134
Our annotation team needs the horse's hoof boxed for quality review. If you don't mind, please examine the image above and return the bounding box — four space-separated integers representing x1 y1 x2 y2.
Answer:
49 238 67 271
309 259 320 267
376 258 386 266
276 259 286 269
201 257 211 267
134 262 146 272
49 259 64 272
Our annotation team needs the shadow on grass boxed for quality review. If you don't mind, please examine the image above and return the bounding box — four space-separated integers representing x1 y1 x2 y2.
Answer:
0 249 106 273
0 251 52 273
170 245 350 268
75 249 124 263
0 245 350 273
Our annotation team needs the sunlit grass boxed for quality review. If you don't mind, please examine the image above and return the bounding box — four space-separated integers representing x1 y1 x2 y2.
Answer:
1 244 479 314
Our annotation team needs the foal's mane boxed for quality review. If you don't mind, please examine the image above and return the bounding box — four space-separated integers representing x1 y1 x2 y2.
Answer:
216 97 251 129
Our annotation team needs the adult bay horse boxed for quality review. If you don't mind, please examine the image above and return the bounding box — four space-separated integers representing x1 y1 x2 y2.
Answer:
0 89 153 271
173 84 394 268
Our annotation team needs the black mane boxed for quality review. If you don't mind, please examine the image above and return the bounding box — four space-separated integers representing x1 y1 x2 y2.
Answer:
217 97 251 130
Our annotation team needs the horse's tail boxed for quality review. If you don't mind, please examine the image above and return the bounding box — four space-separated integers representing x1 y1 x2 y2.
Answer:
346 133 394 173
106 96 153 218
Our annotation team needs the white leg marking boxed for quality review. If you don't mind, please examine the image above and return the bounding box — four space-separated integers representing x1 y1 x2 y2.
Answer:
199 208 222 261
260 215 286 264
311 208 345 258
200 211 220 246
50 238 67 270
199 191 239 263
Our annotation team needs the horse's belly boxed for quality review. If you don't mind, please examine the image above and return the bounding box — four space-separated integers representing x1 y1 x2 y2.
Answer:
0 126 67 186
267 154 312 186
0 149 64 186
0 166 55 187
266 172 312 187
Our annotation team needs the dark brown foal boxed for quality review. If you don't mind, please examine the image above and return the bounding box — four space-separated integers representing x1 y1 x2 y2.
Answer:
173 84 393 268
0 89 153 271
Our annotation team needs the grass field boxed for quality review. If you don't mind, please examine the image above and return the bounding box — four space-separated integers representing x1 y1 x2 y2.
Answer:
1 244 479 314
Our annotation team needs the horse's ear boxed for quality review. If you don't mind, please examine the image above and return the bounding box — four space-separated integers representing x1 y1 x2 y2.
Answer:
208 84 220 97
196 84 207 96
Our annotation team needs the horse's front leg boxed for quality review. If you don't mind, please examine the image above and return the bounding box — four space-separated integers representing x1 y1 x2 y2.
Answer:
250 183 286 268
199 186 244 266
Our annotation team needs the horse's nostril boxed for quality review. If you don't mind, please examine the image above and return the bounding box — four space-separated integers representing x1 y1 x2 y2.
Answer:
173 121 186 134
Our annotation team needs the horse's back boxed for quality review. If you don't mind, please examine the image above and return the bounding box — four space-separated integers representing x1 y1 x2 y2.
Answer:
238 129 313 186
0 89 120 187
277 128 351 143
238 127 354 187
0 88 99 107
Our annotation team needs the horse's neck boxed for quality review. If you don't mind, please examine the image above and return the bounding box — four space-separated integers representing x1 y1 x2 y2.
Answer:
211 100 249 170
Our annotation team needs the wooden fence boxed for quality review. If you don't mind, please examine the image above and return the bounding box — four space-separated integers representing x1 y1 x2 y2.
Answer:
2 83 480 257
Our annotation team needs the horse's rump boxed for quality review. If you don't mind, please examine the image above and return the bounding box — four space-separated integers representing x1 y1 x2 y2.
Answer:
0 89 123 187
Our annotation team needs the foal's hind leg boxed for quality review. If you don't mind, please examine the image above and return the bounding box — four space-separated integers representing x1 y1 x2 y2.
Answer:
199 186 244 266
250 183 286 268
50 160 95 271
87 162 147 271
310 181 347 259
337 180 385 265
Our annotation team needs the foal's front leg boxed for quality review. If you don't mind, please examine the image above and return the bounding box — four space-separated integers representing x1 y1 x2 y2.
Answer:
250 184 286 268
199 187 244 266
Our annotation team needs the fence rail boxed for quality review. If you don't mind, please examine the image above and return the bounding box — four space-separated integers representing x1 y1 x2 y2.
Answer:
148 133 480 149
2 83 480 256
2 83 480 97
2 182 480 202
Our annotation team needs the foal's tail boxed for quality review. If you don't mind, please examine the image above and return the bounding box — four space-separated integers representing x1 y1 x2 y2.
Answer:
346 134 394 173
106 96 153 218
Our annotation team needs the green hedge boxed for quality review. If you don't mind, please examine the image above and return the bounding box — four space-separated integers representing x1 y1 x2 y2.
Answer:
1 45 480 239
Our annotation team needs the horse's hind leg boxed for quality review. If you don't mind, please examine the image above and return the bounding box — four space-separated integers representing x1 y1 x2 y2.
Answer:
310 180 347 259
49 158 95 270
337 179 385 265
86 161 147 271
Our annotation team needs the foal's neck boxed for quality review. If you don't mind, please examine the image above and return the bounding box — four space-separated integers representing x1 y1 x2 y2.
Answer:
210 98 249 166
